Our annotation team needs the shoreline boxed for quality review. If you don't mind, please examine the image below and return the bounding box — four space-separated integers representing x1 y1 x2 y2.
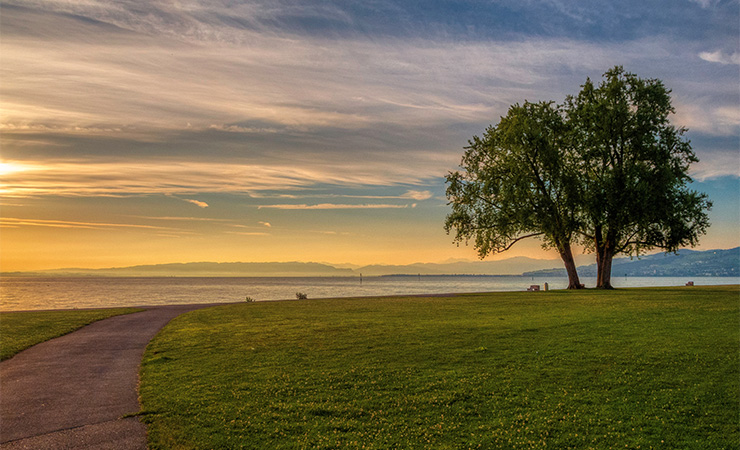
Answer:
3 284 739 313
4 273 740 279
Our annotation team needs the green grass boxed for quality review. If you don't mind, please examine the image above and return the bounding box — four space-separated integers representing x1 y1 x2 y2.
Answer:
140 286 740 449
0 308 143 360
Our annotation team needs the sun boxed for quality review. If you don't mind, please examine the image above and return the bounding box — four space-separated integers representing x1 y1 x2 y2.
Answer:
0 161 31 176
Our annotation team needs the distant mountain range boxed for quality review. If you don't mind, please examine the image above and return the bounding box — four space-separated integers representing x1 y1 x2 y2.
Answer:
352 257 562 276
4 247 737 278
523 247 739 277
18 262 356 278
3 257 561 277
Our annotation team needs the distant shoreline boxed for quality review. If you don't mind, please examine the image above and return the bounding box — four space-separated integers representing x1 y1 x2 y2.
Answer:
4 273 740 279
3 247 736 278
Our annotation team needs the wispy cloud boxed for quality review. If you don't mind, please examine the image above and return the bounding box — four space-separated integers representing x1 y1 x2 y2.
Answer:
0 161 439 198
690 150 740 181
4 4 720 141
248 190 435 201
130 216 233 222
309 230 352 236
2 4 737 199
689 0 717 8
0 217 179 231
229 224 273 234
225 231 271 236
1 0 737 270
672 101 740 137
258 203 413 210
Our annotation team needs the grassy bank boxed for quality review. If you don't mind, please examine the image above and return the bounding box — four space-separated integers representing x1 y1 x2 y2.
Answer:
140 286 739 449
0 308 143 360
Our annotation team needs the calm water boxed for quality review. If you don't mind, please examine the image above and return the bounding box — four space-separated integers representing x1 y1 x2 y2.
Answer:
1 276 737 311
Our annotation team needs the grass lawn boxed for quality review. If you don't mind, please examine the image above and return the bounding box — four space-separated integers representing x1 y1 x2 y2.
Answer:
140 286 739 449
0 308 143 361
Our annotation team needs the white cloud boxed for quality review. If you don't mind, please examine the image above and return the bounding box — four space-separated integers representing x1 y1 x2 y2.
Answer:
258 221 272 227
184 199 209 208
672 101 740 136
401 190 433 201
699 50 740 65
690 150 740 181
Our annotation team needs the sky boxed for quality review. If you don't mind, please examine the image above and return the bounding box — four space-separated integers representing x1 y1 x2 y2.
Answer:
1 0 738 271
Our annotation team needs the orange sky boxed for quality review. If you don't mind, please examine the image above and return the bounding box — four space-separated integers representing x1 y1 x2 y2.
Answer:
1 1 738 272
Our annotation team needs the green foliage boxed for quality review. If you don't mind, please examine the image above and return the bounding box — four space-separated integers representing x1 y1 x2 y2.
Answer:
296 292 308 300
566 67 712 258
445 101 579 258
140 286 739 449
0 308 142 360
446 66 712 288
245 296 256 302
445 101 585 288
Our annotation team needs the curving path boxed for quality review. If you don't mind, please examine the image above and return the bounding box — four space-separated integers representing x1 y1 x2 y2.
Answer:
0 304 222 449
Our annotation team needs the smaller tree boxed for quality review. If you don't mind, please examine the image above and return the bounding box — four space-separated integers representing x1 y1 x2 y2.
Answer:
445 101 585 289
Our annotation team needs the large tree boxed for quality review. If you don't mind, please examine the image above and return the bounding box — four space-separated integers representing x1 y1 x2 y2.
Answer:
566 67 712 288
445 101 585 289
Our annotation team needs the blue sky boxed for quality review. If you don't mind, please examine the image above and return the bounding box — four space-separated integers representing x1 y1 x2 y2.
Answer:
1 0 738 270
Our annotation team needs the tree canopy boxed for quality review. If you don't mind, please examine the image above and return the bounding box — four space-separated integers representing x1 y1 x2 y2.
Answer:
566 67 711 288
445 101 584 289
445 66 711 288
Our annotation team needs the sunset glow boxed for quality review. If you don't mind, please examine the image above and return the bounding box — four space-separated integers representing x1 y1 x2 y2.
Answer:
0 161 33 177
1 1 737 272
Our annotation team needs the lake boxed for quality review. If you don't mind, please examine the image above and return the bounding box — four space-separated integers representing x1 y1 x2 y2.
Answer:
1 275 738 311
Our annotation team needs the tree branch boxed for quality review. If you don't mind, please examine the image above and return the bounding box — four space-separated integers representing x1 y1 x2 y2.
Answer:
498 232 545 252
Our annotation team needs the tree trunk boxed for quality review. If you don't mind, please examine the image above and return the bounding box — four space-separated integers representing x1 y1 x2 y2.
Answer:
596 244 614 289
558 242 584 289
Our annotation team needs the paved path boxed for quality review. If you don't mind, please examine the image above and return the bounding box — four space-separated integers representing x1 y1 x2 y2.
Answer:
1 304 222 449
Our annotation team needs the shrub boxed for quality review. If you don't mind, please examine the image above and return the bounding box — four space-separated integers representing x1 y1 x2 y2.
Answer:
296 292 308 300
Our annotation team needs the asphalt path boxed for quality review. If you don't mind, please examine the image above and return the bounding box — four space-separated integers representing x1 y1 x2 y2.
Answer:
0 303 223 449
